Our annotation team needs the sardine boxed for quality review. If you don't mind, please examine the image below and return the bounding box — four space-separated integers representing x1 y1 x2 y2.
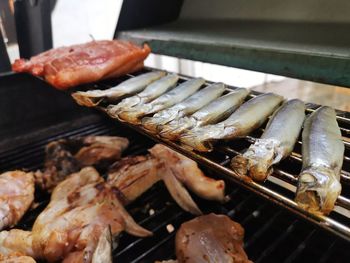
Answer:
71 71 165 107
231 99 305 181
180 93 284 152
142 83 226 133
118 78 205 124
160 88 250 140
107 74 179 117
295 106 344 215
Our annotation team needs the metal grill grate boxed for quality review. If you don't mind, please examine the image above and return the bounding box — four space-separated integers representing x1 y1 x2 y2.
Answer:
85 68 350 242
1 115 349 262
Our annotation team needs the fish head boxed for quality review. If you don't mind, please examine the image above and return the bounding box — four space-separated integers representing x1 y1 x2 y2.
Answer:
295 166 342 215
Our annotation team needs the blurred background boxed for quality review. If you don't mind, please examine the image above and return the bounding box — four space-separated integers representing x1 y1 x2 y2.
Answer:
1 0 349 110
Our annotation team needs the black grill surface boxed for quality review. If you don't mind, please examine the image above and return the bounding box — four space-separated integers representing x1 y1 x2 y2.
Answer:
1 116 349 263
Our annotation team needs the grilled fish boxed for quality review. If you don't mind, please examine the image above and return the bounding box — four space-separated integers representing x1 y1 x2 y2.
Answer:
181 93 284 152
0 171 35 230
71 71 165 107
160 88 250 140
107 74 179 117
295 106 344 215
142 83 226 133
231 99 305 181
118 78 205 124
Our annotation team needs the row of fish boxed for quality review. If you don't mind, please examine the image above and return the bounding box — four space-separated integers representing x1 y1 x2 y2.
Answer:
72 72 345 215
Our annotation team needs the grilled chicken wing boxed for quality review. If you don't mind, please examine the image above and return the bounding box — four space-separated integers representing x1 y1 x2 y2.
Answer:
108 155 161 205
0 229 34 257
31 167 151 262
108 144 227 215
0 171 34 230
149 144 227 203
0 253 36 263
158 214 251 263
35 136 129 190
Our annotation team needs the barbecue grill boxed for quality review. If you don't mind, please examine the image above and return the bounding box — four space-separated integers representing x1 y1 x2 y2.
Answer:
1 0 350 262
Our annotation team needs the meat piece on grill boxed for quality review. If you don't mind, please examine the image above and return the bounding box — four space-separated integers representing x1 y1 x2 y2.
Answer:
0 253 36 263
31 167 151 262
35 136 129 191
0 229 34 258
158 214 251 263
108 144 228 215
0 171 35 230
149 144 227 203
12 40 151 90
108 155 161 205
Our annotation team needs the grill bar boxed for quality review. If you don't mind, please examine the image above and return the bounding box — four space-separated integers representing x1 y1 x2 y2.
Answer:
89 69 350 242
3 116 349 262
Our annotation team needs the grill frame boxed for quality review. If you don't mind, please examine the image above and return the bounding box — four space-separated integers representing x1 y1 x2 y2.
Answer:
87 68 350 242
3 113 349 263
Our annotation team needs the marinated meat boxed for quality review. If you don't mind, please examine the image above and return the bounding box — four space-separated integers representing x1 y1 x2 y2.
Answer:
32 167 151 262
174 214 251 263
0 253 36 263
12 40 151 90
35 136 129 191
0 171 34 230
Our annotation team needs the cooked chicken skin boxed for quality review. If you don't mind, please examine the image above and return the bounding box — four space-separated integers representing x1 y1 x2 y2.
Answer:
174 214 251 263
0 229 34 257
149 144 227 202
0 253 36 263
108 155 161 204
35 136 129 191
0 171 35 230
31 167 151 262
108 144 227 215
73 136 129 166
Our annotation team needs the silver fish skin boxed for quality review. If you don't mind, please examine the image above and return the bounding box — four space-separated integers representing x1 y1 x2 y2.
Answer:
142 83 226 133
295 106 344 215
91 226 113 263
160 88 250 140
180 93 284 152
118 78 205 124
71 71 166 107
107 74 179 117
231 99 305 181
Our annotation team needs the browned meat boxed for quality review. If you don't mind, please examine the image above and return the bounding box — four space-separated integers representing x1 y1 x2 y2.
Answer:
174 214 251 263
0 171 35 230
108 144 227 215
108 155 161 205
12 40 151 90
35 136 129 191
0 253 36 263
149 144 227 203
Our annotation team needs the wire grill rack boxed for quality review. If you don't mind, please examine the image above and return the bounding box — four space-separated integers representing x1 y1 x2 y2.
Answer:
1 116 349 262
88 68 350 242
